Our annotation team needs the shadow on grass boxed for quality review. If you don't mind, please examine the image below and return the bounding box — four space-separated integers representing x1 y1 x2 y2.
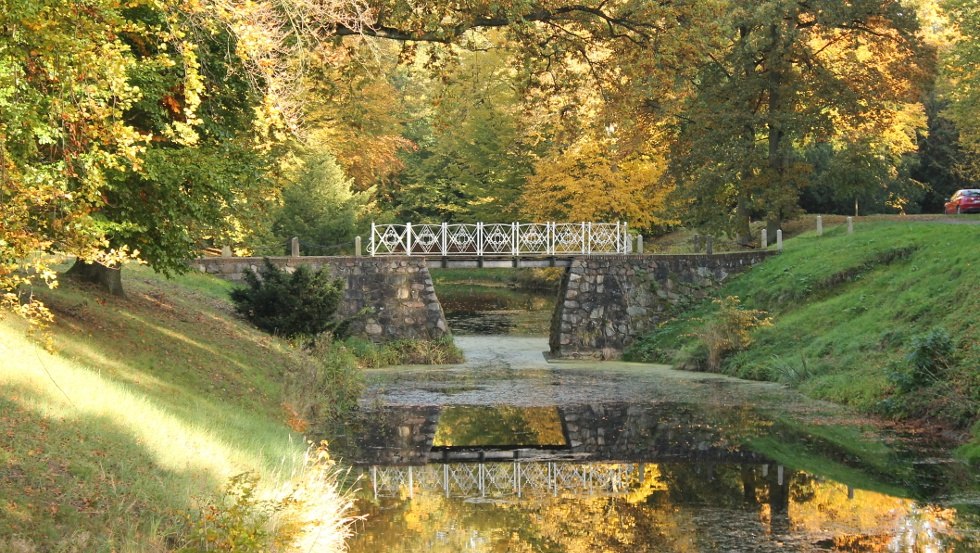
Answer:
0 388 221 551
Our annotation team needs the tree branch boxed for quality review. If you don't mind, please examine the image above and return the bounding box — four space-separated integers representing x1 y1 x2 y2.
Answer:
331 3 668 44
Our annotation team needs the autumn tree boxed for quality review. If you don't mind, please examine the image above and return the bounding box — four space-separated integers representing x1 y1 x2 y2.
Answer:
940 0 980 179
60 2 291 294
1 0 146 319
669 0 928 243
388 42 532 222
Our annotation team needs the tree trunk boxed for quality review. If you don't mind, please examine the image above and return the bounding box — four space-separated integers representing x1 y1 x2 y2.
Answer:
734 191 753 246
65 259 124 296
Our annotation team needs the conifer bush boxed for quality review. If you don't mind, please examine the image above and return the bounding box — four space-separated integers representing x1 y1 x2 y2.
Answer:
230 259 347 338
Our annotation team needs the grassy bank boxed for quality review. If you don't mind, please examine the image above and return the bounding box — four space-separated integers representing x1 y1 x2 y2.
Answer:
627 220 979 462
0 264 353 551
430 267 563 290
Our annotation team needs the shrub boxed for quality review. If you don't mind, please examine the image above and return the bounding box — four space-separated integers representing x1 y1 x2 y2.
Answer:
177 473 287 552
177 444 355 552
230 259 347 339
285 337 364 433
690 296 771 371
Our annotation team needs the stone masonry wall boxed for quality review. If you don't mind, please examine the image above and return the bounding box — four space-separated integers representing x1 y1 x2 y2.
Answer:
192 256 449 342
550 252 774 359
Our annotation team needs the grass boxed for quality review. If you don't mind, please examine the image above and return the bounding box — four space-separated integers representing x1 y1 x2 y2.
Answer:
343 336 464 367
626 219 980 463
430 267 562 290
0 263 354 551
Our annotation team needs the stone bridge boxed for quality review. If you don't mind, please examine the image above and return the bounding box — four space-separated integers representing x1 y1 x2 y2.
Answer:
193 250 774 358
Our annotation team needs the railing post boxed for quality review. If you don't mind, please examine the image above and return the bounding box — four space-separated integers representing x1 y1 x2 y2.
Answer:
477 222 484 256
441 222 448 256
290 237 300 257
355 236 361 257
405 222 412 256
548 222 554 255
581 222 587 254
637 234 644 254
370 223 376 256
512 222 518 256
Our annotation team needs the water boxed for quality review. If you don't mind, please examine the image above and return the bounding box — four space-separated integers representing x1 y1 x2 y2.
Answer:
337 284 980 552
436 283 554 335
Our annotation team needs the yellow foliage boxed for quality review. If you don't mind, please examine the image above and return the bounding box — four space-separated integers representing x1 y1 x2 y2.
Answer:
521 138 677 231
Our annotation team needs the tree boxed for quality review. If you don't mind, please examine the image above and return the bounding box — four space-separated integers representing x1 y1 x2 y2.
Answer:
669 0 928 243
230 258 346 338
387 42 532 222
273 150 369 255
941 0 980 179
63 2 279 294
522 135 675 231
1 0 146 317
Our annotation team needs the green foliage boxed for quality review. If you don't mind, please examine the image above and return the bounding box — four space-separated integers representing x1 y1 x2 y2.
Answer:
230 259 346 339
386 45 531 222
669 0 927 239
286 337 364 434
178 473 284 552
273 152 368 255
942 0 980 173
958 421 980 466
893 327 955 392
688 296 772 371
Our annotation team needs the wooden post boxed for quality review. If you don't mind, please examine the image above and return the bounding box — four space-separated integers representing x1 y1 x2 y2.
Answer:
290 237 299 257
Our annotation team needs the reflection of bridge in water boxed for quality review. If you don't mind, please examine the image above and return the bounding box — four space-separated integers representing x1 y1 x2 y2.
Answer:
366 461 790 501
344 402 770 467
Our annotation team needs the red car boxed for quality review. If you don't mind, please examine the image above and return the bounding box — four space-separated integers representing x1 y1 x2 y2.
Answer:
945 189 980 214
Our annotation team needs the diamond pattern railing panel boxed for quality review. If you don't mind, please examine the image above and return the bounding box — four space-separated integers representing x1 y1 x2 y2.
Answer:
369 222 629 256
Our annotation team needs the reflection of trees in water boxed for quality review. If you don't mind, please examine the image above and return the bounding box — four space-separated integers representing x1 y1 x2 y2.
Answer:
348 462 963 553
433 406 565 447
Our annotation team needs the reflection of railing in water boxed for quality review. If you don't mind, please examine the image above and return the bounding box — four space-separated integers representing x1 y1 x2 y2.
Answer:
366 461 787 500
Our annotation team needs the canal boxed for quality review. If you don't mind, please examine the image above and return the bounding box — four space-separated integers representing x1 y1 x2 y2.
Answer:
336 277 979 552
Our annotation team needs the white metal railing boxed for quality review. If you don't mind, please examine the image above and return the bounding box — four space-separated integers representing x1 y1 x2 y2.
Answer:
369 222 632 256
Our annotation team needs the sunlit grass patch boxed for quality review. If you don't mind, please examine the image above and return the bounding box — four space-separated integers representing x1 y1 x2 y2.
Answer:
0 264 355 551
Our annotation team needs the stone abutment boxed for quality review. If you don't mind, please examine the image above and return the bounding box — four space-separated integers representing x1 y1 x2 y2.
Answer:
549 252 775 359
